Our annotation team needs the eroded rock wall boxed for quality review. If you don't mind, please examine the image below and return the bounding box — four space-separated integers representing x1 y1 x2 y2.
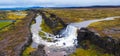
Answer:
77 28 120 56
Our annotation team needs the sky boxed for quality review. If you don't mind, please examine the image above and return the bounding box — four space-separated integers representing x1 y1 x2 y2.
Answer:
0 0 120 8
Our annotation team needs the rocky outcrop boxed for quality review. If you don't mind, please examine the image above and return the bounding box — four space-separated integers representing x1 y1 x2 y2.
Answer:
39 10 67 34
77 28 120 56
31 45 47 56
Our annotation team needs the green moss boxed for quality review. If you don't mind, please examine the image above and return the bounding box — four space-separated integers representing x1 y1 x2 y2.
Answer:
45 13 51 18
22 46 36 56
31 20 35 25
40 19 53 34
39 31 45 36
39 32 52 42
52 22 63 32
70 48 113 56
47 38 52 42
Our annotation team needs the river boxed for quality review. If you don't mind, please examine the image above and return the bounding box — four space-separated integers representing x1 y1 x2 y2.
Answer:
31 15 120 56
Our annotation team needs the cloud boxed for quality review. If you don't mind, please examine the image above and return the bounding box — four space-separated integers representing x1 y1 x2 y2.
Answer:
0 0 120 8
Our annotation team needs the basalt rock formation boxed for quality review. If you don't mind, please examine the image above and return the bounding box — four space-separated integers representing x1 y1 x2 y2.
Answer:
77 28 120 56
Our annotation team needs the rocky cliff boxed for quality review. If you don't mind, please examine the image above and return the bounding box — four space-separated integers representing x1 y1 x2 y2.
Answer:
39 10 67 34
77 28 120 56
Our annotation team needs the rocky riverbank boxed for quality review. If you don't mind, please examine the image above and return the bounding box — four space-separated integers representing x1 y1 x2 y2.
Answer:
77 28 120 56
39 10 67 34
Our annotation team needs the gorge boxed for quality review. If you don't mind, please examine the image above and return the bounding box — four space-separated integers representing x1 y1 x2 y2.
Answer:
30 12 120 56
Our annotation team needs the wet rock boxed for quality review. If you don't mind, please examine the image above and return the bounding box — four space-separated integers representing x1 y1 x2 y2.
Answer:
31 45 47 56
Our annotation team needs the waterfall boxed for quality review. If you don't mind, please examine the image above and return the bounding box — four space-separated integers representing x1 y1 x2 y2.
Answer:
54 25 78 47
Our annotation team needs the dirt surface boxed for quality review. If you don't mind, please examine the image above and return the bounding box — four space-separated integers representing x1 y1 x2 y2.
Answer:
0 11 36 56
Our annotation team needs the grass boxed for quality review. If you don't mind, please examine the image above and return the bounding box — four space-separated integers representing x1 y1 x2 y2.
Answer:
0 11 27 20
70 40 113 56
0 20 13 29
88 18 120 39
40 18 53 34
38 19 53 42
7 11 27 20
39 30 52 42
71 48 113 56
44 8 120 23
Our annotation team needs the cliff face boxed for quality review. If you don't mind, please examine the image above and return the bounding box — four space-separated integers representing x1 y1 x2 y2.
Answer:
39 10 67 34
77 28 120 56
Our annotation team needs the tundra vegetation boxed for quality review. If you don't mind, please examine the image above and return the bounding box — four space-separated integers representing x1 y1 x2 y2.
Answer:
22 45 36 56
0 11 28 41
70 40 113 56
44 8 120 23
88 18 120 39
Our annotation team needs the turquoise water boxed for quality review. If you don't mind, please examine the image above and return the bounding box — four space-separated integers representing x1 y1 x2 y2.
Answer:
0 20 15 22
0 20 16 29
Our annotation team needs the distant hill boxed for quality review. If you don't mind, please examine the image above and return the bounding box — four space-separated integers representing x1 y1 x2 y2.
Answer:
47 5 120 9
0 5 120 10
0 6 43 10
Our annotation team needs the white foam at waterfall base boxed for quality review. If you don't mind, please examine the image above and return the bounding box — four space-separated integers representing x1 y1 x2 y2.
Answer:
52 25 78 47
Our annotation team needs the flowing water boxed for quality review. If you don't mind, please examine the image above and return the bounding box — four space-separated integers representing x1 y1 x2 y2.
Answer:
31 15 120 56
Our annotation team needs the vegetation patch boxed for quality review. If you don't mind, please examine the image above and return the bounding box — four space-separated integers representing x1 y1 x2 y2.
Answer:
22 46 36 56
88 18 120 39
0 11 27 20
70 40 113 56
39 31 52 42
44 8 120 23
71 48 113 56
0 20 14 29
40 19 53 34
7 11 27 20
